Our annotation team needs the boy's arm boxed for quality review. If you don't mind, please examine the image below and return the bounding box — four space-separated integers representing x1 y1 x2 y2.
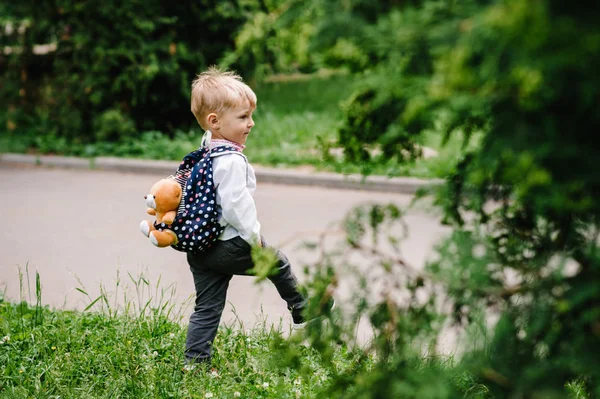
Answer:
213 155 261 245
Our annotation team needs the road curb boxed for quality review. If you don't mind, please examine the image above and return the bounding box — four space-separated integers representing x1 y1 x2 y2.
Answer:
1 153 441 194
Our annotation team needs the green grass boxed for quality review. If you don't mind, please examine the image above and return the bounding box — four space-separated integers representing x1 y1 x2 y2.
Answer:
243 74 354 166
0 267 468 399
0 301 330 398
0 266 371 399
321 129 480 179
0 281 357 399
217 73 473 179
1 266 591 399
0 72 471 178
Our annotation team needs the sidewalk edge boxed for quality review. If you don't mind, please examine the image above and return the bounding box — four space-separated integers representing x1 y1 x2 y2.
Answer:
0 153 442 194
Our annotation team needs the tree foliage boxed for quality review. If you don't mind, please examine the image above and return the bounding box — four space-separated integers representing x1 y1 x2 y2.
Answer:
220 0 319 81
427 0 600 394
255 0 600 397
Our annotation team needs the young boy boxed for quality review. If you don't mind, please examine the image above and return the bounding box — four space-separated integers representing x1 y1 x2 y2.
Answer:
184 67 310 364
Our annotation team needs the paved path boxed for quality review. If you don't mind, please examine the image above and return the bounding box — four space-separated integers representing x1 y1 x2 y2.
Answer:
0 164 449 338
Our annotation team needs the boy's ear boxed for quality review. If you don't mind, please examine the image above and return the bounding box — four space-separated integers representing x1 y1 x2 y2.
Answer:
206 113 219 130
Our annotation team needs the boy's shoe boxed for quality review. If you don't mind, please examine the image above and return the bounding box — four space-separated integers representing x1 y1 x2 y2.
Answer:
291 298 336 330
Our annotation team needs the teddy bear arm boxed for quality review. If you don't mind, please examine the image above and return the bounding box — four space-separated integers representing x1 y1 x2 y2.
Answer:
162 210 178 225
147 208 156 216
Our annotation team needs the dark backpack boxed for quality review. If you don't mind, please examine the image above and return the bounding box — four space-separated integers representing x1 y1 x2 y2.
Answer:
153 145 242 253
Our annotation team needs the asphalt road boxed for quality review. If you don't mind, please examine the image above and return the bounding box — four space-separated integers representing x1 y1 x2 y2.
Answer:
0 164 449 340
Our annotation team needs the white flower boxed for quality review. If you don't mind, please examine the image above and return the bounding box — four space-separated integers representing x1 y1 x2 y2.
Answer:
294 377 302 386
2 335 10 343
210 369 219 378
295 389 301 398
262 382 269 388
234 392 241 398
152 351 158 358
205 392 214 398
183 364 196 372
169 333 175 339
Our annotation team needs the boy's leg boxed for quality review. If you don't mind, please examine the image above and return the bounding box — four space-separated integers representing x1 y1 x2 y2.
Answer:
185 261 232 364
184 238 254 363
265 246 306 312
184 237 306 363
205 237 306 313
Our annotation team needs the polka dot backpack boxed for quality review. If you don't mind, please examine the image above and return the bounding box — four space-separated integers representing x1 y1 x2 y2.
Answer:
153 144 242 254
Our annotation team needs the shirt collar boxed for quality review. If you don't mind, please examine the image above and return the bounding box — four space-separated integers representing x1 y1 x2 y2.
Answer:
202 130 245 152
209 138 245 152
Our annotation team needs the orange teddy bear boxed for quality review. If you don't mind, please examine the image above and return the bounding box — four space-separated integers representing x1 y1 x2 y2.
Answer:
139 178 182 247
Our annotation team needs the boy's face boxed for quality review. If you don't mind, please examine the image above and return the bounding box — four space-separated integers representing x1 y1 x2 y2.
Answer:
212 102 255 146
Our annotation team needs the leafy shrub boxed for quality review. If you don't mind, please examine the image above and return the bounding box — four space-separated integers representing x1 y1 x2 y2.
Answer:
0 0 246 143
339 86 422 162
320 38 369 72
93 109 136 143
423 0 600 394
221 0 318 81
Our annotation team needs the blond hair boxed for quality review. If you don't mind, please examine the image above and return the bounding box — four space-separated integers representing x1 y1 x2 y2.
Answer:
190 67 257 129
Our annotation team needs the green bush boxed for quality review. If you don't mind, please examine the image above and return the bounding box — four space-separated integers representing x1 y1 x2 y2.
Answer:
93 109 136 143
0 0 246 143
424 0 600 394
339 87 422 162
221 0 319 81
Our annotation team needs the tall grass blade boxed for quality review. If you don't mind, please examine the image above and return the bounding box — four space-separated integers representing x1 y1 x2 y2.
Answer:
84 295 103 311
26 262 32 305
18 265 25 333
35 271 43 326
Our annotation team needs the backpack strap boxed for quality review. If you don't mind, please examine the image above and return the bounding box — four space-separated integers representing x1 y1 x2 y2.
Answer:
169 147 209 216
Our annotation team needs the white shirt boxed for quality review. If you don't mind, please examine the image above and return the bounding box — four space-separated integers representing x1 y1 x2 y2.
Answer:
211 151 261 245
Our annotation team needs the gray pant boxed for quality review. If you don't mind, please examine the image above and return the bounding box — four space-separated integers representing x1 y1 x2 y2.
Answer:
185 236 305 363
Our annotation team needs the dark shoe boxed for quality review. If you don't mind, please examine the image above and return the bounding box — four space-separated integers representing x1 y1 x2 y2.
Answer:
291 297 336 330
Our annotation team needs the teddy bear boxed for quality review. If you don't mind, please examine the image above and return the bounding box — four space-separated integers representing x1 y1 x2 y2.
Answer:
139 178 182 247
